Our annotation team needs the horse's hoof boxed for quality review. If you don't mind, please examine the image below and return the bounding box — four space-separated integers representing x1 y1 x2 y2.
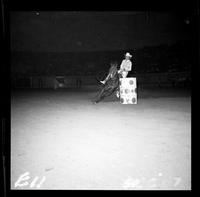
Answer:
100 80 105 84
91 100 97 104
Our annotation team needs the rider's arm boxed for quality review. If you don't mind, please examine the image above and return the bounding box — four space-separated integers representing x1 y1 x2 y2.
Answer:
118 60 125 73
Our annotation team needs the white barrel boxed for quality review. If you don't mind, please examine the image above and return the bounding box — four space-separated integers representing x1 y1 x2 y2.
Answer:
119 77 137 104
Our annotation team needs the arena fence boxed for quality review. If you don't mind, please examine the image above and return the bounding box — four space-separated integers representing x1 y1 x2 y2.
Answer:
11 72 191 89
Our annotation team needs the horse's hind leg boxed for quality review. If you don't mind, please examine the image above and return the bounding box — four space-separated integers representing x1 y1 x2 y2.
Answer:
94 86 113 103
93 87 106 103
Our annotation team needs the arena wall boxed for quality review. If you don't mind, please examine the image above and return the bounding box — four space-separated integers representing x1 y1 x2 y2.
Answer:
11 71 191 89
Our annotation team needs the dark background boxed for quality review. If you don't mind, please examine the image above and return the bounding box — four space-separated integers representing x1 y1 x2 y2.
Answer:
9 11 195 77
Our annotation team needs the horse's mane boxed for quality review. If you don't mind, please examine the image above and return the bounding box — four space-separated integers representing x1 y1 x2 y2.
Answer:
109 65 118 77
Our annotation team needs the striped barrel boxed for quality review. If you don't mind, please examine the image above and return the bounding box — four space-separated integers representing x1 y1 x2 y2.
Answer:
119 77 137 104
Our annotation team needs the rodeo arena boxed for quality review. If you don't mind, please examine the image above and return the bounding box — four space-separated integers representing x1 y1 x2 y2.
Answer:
10 11 192 190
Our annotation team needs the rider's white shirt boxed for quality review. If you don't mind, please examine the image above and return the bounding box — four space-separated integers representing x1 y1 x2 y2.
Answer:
120 59 132 72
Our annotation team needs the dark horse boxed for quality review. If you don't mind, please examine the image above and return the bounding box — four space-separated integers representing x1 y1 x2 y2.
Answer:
93 64 120 103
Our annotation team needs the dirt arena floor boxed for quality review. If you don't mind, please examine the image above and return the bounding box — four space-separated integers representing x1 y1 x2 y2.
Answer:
11 86 191 190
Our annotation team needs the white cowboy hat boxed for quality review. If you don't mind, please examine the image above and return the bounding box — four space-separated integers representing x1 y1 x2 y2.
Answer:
125 52 132 57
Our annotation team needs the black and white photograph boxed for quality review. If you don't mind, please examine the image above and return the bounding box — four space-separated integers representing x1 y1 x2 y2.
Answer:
7 5 197 190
